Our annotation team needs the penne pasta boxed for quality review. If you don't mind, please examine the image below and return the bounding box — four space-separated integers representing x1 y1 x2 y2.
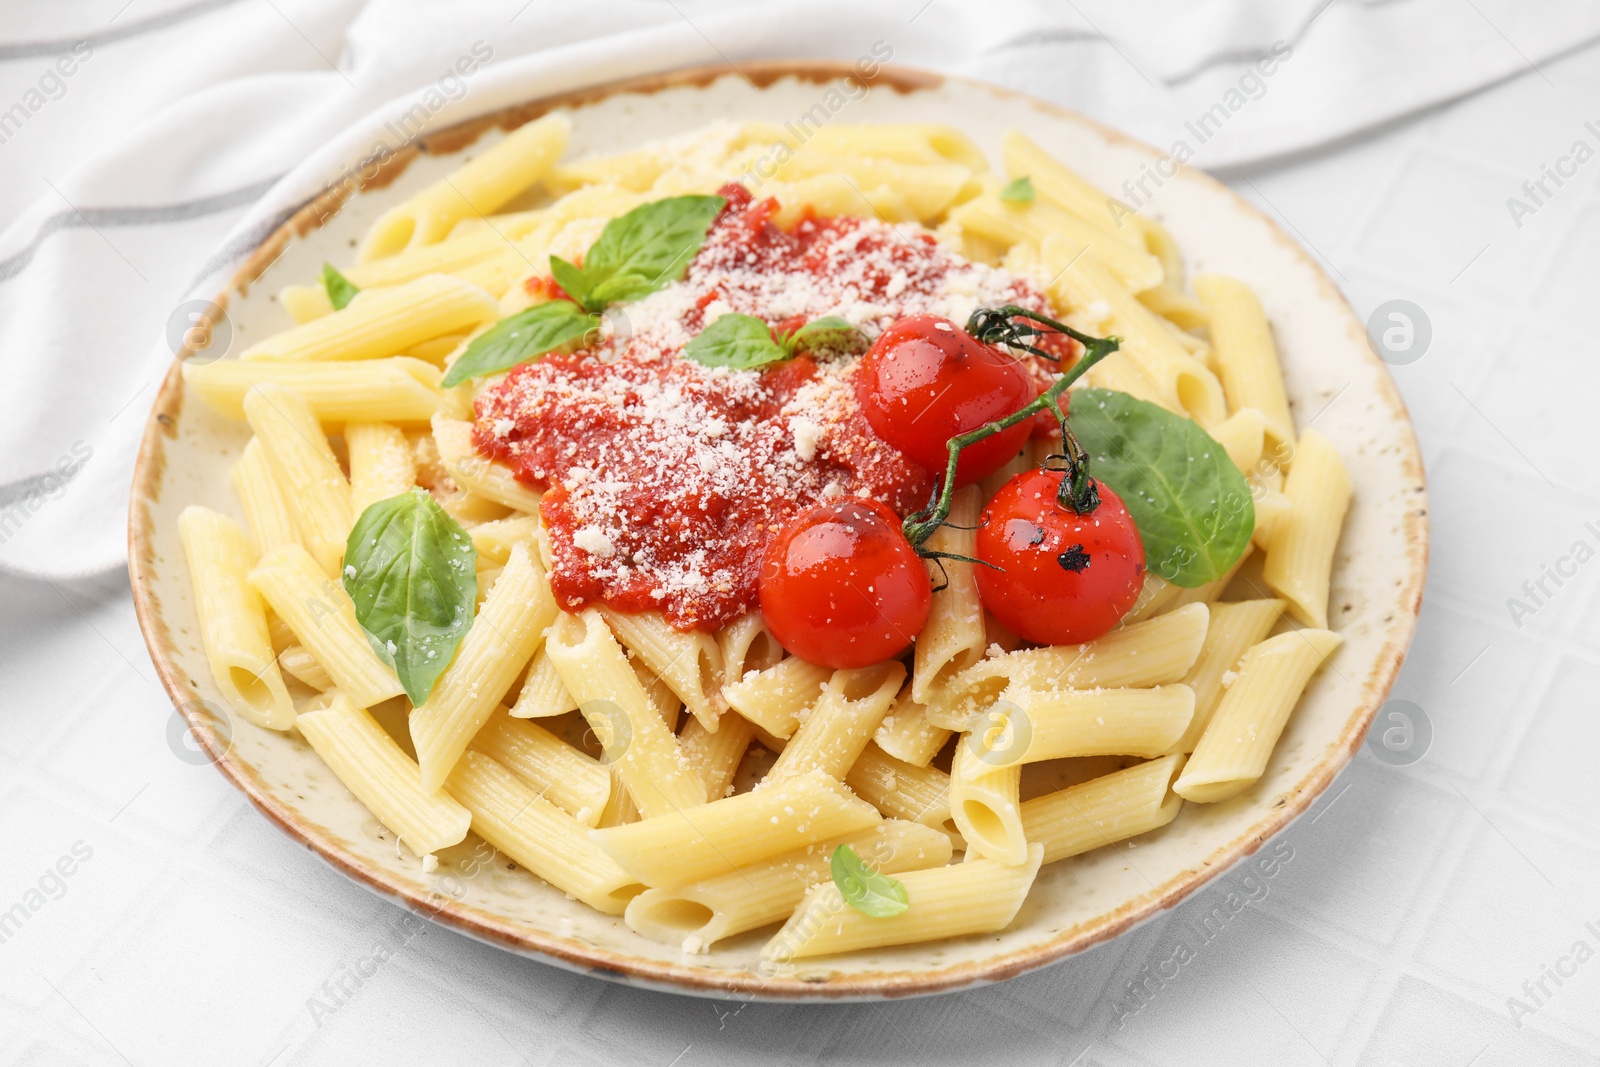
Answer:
1175 629 1343 803
430 415 542 514
722 655 831 739
248 544 404 709
178 507 295 730
1195 274 1295 450
509 645 577 719
983 685 1196 766
446 749 642 914
345 422 416 516
1022 754 1186 862
1171 599 1286 754
241 275 499 362
625 820 952 952
412 542 556 791
763 844 1043 961
544 609 706 818
1262 430 1351 629
764 662 905 784
298 692 471 857
873 684 953 768
600 607 726 732
470 709 610 826
243 384 352 578
912 486 986 706
185 356 444 425
230 438 300 557
591 769 881 888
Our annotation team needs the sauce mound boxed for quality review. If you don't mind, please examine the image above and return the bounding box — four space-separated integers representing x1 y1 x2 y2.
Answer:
473 185 1056 631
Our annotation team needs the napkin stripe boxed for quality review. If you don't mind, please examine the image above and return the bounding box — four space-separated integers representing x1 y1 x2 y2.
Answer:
0 0 250 62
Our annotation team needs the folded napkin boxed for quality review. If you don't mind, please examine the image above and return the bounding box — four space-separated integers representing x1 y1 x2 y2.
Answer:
2 0 1595 579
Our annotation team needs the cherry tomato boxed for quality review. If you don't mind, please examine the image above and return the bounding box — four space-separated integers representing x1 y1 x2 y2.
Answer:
759 498 931 669
855 315 1037 487
975 469 1145 645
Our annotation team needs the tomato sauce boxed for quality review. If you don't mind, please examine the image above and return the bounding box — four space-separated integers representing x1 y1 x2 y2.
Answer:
473 184 1057 631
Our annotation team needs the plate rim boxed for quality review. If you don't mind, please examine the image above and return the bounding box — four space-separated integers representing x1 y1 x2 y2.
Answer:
127 58 1429 1001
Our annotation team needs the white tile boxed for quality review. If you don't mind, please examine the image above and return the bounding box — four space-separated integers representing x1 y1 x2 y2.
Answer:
1262 759 1460 946
1387 598 1543 781
1356 975 1597 1066
1502 655 1600 831
1415 812 1600 1040
0 786 169 1009
1109 903 1375 1066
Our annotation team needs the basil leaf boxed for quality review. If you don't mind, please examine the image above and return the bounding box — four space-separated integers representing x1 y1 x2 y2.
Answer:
831 845 909 918
683 313 787 370
581 195 725 306
321 263 359 310
1069 387 1255 587
343 489 477 705
1000 176 1035 204
784 315 870 357
548 255 594 311
441 301 598 387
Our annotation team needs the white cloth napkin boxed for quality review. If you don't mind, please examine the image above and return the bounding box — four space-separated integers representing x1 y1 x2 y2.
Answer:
2 0 1596 579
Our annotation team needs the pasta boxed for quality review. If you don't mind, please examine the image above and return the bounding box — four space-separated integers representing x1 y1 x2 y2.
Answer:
178 507 294 730
173 114 1353 962
298 692 471 857
1174 629 1343 803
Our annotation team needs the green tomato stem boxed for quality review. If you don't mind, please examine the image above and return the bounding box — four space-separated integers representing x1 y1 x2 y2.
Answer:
902 313 1120 549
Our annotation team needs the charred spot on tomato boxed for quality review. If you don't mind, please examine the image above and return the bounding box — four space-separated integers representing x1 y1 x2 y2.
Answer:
1057 543 1091 572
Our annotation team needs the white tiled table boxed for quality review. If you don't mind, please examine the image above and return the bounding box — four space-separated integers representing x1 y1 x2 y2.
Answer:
5 40 1600 1067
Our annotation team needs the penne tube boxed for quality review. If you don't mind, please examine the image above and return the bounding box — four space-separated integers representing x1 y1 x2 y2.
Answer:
243 384 352 578
1195 274 1295 451
446 749 642 914
470 709 610 826
722 655 831 739
178 507 295 730
763 844 1042 962
248 544 403 709
949 737 1025 864
467 515 539 565
764 662 905 784
718 613 785 690
625 820 952 952
230 438 300 557
927 603 1209 729
772 152 970 221
912 486 986 706
1022 754 1186 863
184 357 445 425
509 645 577 718
951 194 1164 293
1262 430 1351 629
801 123 987 169
1175 629 1343 803
984 685 1195 766
679 713 754 802
276 644 332 691
1171 599 1286 753
1119 573 1183 625
298 692 471 857
591 769 880 889
241 275 499 362
1040 237 1225 427
412 542 556 791
1208 407 1269 477
544 609 706 818
430 415 542 514
845 744 953 832
1137 284 1209 331
345 422 415 517
600 607 725 732
360 114 570 260
873 684 953 768
1000 130 1150 258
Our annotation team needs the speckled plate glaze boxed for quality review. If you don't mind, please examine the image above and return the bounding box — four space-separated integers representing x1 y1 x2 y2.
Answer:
128 61 1428 1000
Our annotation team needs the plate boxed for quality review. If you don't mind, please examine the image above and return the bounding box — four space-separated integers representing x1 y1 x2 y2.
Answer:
128 60 1427 1000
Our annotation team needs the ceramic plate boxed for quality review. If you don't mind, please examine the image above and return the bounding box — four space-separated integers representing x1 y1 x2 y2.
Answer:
128 61 1427 1000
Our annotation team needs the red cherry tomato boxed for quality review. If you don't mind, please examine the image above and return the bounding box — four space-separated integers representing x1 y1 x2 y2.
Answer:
855 315 1037 487
975 469 1145 645
759 498 931 669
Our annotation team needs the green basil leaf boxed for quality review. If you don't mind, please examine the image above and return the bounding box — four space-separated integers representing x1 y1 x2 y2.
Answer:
343 489 477 705
548 255 594 311
683 313 787 370
1069 387 1255 587
321 263 359 310
831 845 909 918
784 315 870 357
440 301 599 387
581 195 725 305
999 176 1036 204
